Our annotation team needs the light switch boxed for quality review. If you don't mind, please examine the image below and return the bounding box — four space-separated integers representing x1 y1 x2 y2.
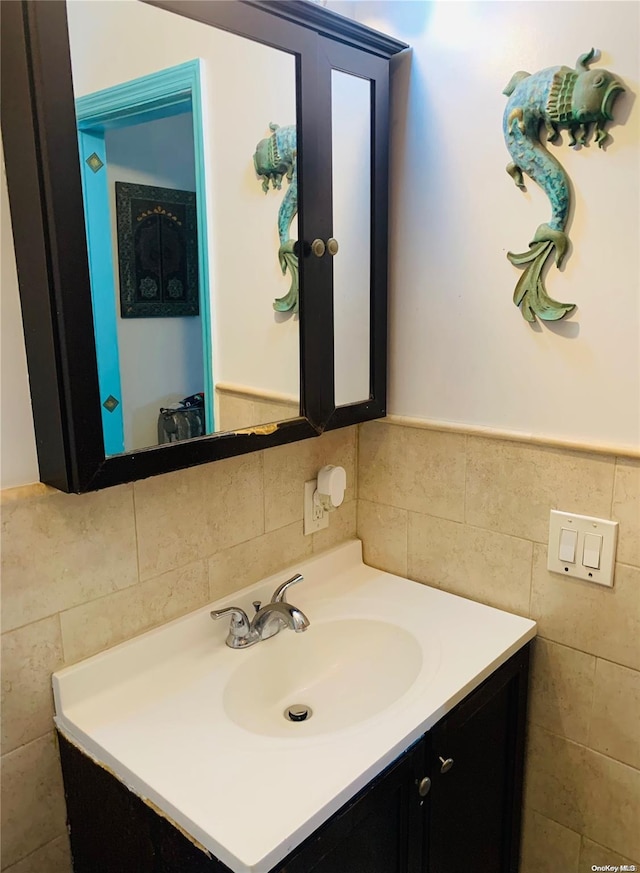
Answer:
583 533 602 569
548 510 618 587
558 528 578 563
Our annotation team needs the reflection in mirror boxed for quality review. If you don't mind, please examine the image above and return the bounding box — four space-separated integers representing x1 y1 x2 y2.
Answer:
66 0 299 455
254 123 299 314
331 70 372 407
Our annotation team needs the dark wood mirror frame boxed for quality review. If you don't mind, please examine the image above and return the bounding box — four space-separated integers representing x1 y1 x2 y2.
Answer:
1 0 406 493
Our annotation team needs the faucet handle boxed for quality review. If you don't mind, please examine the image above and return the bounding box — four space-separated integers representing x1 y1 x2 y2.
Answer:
210 606 250 638
272 573 304 603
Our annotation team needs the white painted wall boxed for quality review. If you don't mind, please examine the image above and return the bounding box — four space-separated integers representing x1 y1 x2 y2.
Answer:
66 0 299 408
345 0 640 450
105 113 204 452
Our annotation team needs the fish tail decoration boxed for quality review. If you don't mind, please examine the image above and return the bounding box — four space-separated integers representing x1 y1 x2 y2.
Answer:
504 116 575 321
253 124 299 313
274 159 298 313
274 239 299 313
508 241 575 323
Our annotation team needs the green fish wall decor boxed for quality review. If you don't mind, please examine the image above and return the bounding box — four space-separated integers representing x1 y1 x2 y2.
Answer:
503 49 625 323
253 123 298 313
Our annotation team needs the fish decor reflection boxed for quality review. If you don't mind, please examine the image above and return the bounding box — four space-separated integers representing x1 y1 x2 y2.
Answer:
253 123 299 313
503 49 625 323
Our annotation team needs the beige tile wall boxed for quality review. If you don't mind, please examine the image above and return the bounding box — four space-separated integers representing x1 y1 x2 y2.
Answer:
357 420 640 871
0 427 357 871
215 387 298 434
2 419 637 872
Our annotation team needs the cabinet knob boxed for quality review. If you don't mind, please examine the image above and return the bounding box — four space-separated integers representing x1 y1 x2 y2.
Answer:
327 237 339 256
439 756 454 774
417 776 431 797
311 238 326 258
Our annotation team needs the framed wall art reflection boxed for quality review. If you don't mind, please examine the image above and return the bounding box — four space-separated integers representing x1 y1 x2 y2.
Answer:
115 181 199 318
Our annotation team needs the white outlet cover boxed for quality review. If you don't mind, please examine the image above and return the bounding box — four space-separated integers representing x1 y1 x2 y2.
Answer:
304 479 329 535
547 510 618 587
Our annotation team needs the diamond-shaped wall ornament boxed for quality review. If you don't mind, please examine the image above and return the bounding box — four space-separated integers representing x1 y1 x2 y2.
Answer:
86 152 104 173
102 395 119 412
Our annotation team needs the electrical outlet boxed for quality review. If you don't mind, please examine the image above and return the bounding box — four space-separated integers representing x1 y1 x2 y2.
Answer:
304 479 328 535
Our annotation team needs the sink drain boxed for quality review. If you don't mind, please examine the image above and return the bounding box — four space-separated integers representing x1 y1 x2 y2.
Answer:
285 704 312 722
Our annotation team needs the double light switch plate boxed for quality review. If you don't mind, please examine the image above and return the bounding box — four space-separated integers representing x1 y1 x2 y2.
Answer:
547 510 618 587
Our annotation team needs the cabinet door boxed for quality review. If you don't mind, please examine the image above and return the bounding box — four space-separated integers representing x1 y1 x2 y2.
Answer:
278 739 426 873
308 37 390 431
425 647 530 873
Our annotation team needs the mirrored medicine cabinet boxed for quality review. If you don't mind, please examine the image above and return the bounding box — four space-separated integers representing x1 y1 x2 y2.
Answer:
1 0 407 493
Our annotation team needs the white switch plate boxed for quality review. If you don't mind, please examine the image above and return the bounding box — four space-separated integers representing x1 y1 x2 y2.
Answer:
547 510 618 587
304 479 328 535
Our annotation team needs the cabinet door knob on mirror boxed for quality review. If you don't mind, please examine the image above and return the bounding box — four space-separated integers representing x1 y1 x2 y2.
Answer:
417 776 431 797
327 237 339 256
438 756 454 774
311 238 326 258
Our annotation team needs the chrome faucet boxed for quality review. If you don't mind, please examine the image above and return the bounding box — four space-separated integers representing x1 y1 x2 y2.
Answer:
210 573 309 649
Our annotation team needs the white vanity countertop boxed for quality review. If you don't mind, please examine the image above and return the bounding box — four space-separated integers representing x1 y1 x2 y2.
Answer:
53 539 536 873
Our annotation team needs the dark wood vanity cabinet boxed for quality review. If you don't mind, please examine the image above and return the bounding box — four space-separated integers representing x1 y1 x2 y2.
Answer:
281 738 425 873
425 644 529 873
1 0 408 492
58 646 530 873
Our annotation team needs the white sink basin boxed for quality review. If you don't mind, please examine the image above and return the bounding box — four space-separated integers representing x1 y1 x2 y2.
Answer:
224 619 423 737
53 539 536 873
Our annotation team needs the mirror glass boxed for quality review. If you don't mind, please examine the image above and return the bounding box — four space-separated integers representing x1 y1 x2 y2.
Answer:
66 0 299 455
331 69 371 406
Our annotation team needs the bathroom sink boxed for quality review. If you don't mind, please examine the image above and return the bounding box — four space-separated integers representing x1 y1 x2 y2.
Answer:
53 539 536 873
224 619 422 737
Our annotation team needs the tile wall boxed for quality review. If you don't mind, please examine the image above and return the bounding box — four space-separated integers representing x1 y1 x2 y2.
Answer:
215 387 298 433
0 427 357 872
2 418 638 871
357 420 640 871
